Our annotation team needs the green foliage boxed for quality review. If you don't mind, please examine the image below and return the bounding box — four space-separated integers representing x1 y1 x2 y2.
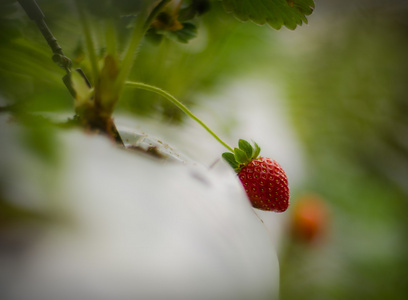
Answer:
252 142 261 158
170 22 198 43
0 0 23 44
238 139 253 159
220 0 314 29
17 114 60 164
1 0 315 122
233 147 248 164
81 0 153 18
121 3 273 120
277 8 408 300
284 15 408 194
0 197 51 227
222 152 239 169
179 0 211 20
147 21 198 43
222 139 261 172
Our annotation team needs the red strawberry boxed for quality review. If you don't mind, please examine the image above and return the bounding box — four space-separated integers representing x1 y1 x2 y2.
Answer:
290 193 329 243
222 140 289 212
239 157 289 212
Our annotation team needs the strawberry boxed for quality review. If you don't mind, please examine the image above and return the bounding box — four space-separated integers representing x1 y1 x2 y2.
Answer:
222 139 289 212
290 194 329 243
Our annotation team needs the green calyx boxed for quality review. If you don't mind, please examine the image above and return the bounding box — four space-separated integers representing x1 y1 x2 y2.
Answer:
222 139 261 173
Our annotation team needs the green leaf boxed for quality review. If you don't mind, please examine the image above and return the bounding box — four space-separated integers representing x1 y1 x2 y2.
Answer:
82 0 148 18
179 0 211 21
220 0 315 30
171 22 198 43
222 152 239 169
238 139 253 159
252 142 261 159
70 70 94 110
234 148 249 164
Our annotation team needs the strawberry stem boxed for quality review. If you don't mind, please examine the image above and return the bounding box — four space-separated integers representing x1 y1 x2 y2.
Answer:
125 81 234 152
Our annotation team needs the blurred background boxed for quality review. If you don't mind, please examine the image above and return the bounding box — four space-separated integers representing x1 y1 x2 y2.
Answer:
1 0 408 299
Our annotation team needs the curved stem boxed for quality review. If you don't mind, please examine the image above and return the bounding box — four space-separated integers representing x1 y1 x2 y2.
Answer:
126 81 234 152
143 0 171 32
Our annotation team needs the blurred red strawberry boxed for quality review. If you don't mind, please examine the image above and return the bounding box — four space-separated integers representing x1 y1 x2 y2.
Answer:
290 194 329 244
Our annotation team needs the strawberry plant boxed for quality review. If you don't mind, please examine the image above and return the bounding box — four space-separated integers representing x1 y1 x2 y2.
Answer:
1 0 314 212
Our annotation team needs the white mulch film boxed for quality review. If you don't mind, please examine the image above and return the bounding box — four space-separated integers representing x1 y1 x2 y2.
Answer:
0 79 303 300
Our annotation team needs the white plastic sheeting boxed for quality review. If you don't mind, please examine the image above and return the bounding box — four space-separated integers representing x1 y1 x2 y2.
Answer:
0 118 279 300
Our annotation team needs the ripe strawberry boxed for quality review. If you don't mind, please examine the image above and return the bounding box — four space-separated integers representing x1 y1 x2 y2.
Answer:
222 139 289 212
290 194 329 243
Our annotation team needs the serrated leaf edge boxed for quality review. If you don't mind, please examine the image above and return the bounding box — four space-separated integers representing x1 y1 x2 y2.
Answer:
220 0 315 30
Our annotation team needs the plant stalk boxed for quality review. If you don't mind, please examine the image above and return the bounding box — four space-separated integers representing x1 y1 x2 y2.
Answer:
126 81 234 152
105 17 117 56
114 0 171 96
75 0 99 82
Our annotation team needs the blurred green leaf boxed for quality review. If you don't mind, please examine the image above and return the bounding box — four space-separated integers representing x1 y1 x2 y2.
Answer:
279 9 408 300
220 0 314 29
179 0 211 21
170 22 198 43
16 114 60 164
0 197 51 227
82 0 154 18
0 0 23 44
